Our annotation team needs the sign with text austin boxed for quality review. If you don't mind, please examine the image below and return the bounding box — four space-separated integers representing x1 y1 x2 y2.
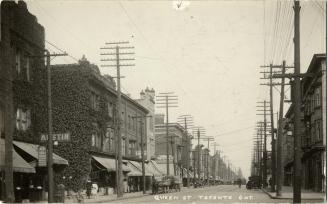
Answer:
40 133 71 142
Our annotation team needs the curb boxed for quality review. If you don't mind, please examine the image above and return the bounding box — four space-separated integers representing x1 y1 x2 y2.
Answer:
85 192 153 203
261 188 325 201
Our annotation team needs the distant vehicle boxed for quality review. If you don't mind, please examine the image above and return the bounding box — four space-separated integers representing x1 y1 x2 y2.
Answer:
246 176 261 190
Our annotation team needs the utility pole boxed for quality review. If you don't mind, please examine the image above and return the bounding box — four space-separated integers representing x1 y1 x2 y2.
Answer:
261 61 294 192
256 101 271 188
101 41 135 198
292 2 301 201
210 142 219 184
132 115 152 194
271 2 305 200
156 93 178 176
276 61 286 197
44 51 67 203
193 127 205 184
200 137 214 185
4 41 14 204
177 115 194 188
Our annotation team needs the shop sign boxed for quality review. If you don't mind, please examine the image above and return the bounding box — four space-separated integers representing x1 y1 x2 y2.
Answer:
38 146 47 167
40 133 71 142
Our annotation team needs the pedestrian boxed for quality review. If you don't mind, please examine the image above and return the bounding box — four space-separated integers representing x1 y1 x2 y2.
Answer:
151 175 156 195
86 180 92 199
268 177 272 189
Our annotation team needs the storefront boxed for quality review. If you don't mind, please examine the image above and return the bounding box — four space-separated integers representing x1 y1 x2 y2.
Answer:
0 139 68 202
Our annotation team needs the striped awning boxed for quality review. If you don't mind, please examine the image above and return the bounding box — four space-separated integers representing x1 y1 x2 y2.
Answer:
129 161 152 176
92 156 130 172
145 161 163 177
13 141 68 165
0 139 35 173
127 161 142 176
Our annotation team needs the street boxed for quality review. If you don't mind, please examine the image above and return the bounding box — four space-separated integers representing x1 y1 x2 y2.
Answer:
102 185 319 203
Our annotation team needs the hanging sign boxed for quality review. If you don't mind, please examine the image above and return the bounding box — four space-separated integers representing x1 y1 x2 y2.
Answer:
38 146 47 167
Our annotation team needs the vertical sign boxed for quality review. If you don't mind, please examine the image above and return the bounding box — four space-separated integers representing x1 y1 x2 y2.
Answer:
38 146 47 167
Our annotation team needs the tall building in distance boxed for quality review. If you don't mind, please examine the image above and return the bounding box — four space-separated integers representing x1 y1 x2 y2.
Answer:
135 87 156 160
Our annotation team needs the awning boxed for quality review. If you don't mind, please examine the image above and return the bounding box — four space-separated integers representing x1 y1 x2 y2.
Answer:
155 162 175 176
0 139 35 173
0 151 36 173
127 162 142 176
146 161 163 177
92 156 130 172
13 141 68 165
129 161 151 176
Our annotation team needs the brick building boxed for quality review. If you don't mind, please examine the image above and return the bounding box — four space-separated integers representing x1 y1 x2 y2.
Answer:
0 1 68 202
301 54 325 192
154 114 184 177
50 57 162 194
135 88 156 160
282 54 326 192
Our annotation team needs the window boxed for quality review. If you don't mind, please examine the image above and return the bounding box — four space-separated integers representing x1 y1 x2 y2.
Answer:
128 115 131 130
16 108 31 131
316 120 322 141
91 92 100 111
122 139 126 156
105 127 114 152
108 102 114 117
102 127 111 152
91 123 101 149
128 140 135 156
149 117 154 131
15 49 21 75
0 106 4 138
315 88 321 107
26 55 30 82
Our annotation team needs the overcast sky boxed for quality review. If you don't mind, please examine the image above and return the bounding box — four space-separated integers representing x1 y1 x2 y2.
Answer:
26 0 325 178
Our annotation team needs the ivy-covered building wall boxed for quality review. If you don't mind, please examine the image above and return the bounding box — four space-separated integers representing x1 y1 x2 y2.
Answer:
51 56 149 191
0 1 47 143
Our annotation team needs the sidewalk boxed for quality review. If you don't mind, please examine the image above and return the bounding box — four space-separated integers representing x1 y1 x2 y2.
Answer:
64 190 153 203
262 186 325 201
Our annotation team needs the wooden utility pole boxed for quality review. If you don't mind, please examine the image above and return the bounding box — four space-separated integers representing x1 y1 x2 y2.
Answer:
101 42 135 198
200 137 214 185
156 93 178 176
256 102 270 187
4 42 14 204
276 61 286 197
44 51 67 203
293 1 302 202
193 127 205 183
177 115 193 188
133 115 152 194
269 64 276 192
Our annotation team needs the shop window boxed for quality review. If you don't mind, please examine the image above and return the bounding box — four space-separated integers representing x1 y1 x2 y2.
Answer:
0 106 4 138
15 49 21 75
16 108 31 131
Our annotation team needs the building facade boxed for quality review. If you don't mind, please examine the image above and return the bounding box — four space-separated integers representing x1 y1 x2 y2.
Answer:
0 1 68 202
301 54 325 192
135 88 155 160
154 114 184 177
282 54 326 193
51 57 150 193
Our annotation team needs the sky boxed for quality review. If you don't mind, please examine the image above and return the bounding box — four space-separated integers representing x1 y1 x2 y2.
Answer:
25 0 326 178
